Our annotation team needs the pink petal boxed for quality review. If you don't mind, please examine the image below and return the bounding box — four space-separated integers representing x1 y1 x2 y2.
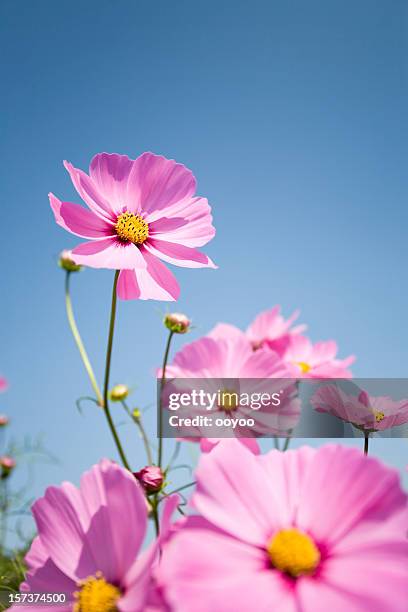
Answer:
89 152 197 216
145 239 216 269
117 252 180 302
192 440 282 546
207 323 247 342
78 459 148 584
72 238 146 270
64 161 116 221
295 445 407 547
147 196 215 248
159 516 293 612
49 194 114 239
31 486 96 581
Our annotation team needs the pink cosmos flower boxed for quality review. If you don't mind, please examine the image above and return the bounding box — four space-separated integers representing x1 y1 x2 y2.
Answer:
162 332 300 441
209 305 305 356
13 460 175 611
283 334 354 378
49 152 216 300
311 385 408 433
0 376 8 392
159 441 408 612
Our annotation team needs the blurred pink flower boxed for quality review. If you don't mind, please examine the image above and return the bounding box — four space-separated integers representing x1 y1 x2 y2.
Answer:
14 460 175 611
200 437 260 454
49 152 216 301
209 305 305 356
311 385 408 432
159 441 408 612
0 377 8 392
0 415 9 427
283 335 354 378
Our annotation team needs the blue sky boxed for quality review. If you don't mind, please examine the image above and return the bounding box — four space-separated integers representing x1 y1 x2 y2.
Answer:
1 0 407 543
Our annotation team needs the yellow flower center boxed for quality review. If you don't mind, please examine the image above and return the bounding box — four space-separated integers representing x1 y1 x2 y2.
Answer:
374 411 385 423
295 361 311 374
74 574 121 612
218 389 239 411
267 528 321 578
115 212 149 244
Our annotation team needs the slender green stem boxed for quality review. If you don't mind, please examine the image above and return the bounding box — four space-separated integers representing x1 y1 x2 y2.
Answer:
273 436 280 450
122 400 153 465
157 330 174 468
282 430 293 452
102 271 131 470
364 433 369 455
65 272 103 406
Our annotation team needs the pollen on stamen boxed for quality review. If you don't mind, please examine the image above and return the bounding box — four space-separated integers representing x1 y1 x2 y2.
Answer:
115 212 149 245
267 528 321 578
374 411 385 423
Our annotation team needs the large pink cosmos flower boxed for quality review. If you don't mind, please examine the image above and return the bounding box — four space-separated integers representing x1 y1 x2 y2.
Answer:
283 334 354 378
49 152 216 300
311 386 408 433
209 306 305 356
159 441 408 612
162 332 300 442
12 460 175 611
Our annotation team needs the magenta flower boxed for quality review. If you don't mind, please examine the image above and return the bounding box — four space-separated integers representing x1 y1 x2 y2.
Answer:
49 152 216 300
283 334 354 378
14 460 173 611
135 465 165 494
311 385 408 433
159 442 408 612
0 376 8 392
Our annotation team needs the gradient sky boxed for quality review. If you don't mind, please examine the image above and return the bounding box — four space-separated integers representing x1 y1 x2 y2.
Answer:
1 0 407 544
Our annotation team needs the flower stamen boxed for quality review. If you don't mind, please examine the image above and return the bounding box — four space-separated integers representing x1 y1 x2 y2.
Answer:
296 362 311 374
374 411 385 423
267 528 320 577
74 572 121 611
115 212 149 244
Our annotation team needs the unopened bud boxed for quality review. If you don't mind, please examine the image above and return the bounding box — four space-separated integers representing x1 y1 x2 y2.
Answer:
59 250 82 272
134 465 164 494
164 313 190 334
0 456 16 479
132 408 141 419
0 415 9 427
109 384 129 402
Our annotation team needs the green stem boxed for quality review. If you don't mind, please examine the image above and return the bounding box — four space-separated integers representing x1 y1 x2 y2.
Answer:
157 330 174 469
364 433 369 455
282 430 293 452
102 271 131 470
122 401 153 465
65 272 103 406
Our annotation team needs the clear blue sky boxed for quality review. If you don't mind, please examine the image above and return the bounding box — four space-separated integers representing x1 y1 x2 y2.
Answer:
1 0 407 542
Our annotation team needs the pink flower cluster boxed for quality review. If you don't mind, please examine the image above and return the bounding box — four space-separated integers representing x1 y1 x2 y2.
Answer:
14 444 408 611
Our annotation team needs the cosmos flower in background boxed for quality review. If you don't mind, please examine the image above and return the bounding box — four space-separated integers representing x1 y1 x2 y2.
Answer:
283 334 354 378
161 332 300 443
158 441 408 612
13 460 176 611
209 307 354 378
49 152 216 301
0 376 8 393
311 385 408 433
209 305 305 356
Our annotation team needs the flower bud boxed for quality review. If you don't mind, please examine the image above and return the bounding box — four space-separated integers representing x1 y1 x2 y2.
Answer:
0 415 9 427
59 250 82 272
134 465 164 494
132 408 141 419
109 384 129 402
0 456 16 479
164 312 190 334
